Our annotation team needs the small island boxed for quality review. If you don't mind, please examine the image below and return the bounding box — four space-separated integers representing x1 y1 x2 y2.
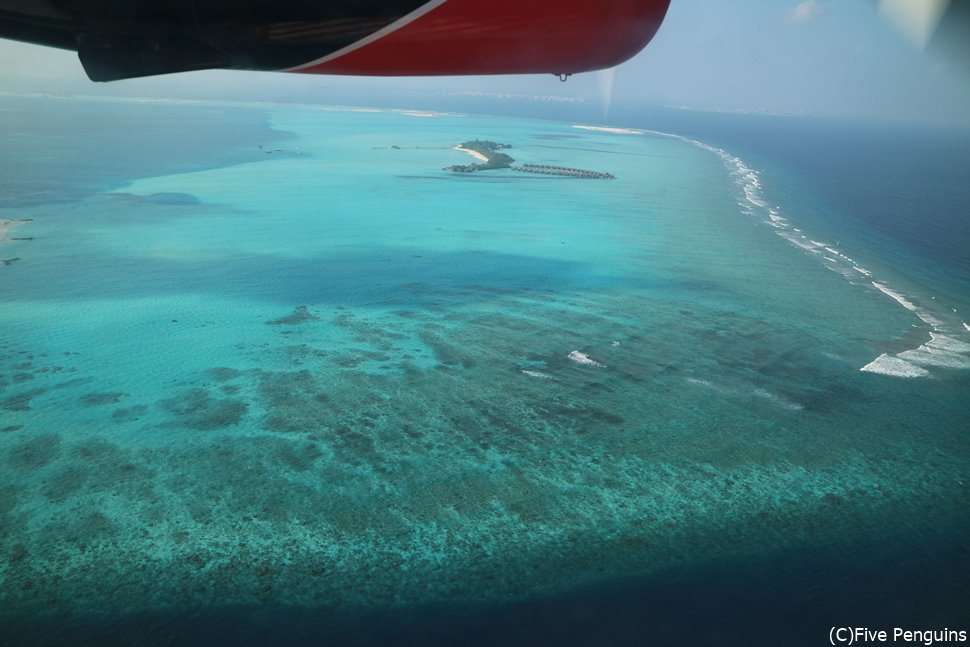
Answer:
445 140 514 173
444 140 614 179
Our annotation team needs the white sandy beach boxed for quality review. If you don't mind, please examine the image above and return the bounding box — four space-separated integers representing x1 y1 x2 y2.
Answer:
455 146 489 162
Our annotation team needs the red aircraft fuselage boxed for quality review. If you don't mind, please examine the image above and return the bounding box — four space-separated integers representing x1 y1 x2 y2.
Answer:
0 0 670 81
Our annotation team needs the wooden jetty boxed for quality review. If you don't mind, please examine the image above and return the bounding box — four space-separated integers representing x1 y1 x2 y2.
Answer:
511 164 615 179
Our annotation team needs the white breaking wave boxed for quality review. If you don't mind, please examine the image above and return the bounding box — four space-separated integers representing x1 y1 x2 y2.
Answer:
777 230 823 253
896 333 970 369
857 285 969 376
567 351 606 368
674 134 970 379
686 377 715 387
571 122 970 378
870 282 946 329
871 281 919 312
521 369 553 379
860 354 930 378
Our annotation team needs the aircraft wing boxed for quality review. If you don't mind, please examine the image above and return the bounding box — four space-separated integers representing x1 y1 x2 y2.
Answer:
0 0 670 81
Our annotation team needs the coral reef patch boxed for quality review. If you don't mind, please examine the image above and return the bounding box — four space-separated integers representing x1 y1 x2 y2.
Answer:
80 391 127 406
160 388 248 430
268 306 319 326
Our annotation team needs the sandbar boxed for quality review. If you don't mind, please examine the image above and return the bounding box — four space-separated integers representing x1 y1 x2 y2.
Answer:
0 218 31 244
572 125 646 135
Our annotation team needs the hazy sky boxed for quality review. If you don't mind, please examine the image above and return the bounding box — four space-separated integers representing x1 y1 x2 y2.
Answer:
2 0 968 126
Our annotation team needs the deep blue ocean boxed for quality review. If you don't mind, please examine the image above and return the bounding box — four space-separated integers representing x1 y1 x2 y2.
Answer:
621 106 970 305
1 94 968 646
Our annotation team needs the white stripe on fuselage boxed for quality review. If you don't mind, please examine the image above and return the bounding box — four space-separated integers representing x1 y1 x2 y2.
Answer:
284 0 449 71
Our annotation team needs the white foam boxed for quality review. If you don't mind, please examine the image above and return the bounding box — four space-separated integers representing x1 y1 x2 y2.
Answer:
830 265 860 279
871 281 918 312
928 332 970 353
685 377 730 395
896 350 970 369
778 231 823 253
860 354 930 378
521 369 553 379
743 186 767 207
752 388 803 411
686 377 713 387
895 334 970 369
567 351 606 368
672 129 970 379
871 282 947 328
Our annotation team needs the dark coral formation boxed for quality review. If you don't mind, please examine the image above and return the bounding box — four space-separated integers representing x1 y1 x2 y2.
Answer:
207 367 242 381
7 433 61 470
268 305 319 326
41 466 90 502
80 391 126 406
160 388 248 430
419 327 476 369
257 370 326 432
274 440 323 472
112 404 148 422
42 510 116 553
1 387 46 411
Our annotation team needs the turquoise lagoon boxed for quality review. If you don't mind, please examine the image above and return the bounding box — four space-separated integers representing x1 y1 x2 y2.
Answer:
1 97 968 641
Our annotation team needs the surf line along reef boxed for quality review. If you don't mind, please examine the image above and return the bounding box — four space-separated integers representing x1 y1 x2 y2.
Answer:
445 140 616 179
